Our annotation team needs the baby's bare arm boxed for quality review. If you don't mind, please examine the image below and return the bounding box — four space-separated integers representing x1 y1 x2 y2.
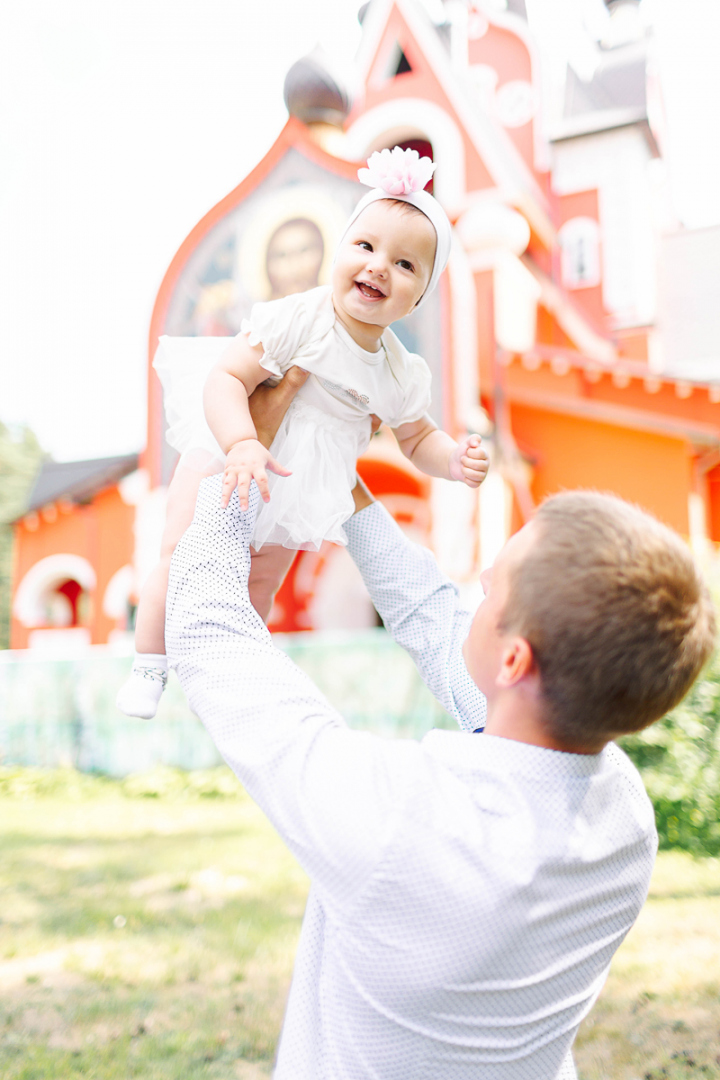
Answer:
204 335 292 509
393 415 488 488
203 334 267 453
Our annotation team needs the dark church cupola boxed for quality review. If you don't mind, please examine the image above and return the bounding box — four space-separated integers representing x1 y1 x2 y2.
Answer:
284 48 352 128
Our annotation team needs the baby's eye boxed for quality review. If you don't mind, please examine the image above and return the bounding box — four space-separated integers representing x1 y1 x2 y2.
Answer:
397 259 414 272
357 241 373 251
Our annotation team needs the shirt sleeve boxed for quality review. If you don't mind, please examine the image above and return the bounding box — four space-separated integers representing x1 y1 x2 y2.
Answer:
395 351 433 426
380 331 433 427
344 502 487 733
165 477 422 916
241 286 334 379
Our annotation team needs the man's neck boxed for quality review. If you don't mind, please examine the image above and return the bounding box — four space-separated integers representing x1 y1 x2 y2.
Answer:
483 695 607 756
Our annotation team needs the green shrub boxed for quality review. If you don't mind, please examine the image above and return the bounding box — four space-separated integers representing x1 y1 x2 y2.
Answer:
620 649 720 856
0 764 244 802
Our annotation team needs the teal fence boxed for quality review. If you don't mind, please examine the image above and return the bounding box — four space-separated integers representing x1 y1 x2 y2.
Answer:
0 630 453 777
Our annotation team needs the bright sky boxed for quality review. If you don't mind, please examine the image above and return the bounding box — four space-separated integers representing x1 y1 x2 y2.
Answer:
1 0 719 462
0 0 362 462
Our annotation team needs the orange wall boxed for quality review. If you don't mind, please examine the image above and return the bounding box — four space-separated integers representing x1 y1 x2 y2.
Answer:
11 487 135 648
707 465 720 543
511 404 691 535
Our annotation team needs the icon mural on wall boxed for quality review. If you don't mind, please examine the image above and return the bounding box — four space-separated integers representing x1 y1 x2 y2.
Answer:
164 183 349 336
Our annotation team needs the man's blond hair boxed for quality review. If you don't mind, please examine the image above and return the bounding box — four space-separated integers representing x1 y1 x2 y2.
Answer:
500 491 716 748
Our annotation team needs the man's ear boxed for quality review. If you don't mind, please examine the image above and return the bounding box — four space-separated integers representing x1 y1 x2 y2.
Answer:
496 636 535 689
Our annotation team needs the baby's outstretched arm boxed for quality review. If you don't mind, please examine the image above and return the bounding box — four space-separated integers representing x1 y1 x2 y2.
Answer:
204 334 291 510
393 416 488 488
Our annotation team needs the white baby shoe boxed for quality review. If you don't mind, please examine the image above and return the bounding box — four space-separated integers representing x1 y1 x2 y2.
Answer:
116 654 168 719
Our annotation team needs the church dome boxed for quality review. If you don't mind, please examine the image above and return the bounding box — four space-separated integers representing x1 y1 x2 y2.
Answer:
283 49 351 127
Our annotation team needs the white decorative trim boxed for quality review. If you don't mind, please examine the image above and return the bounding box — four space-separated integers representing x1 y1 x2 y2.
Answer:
345 99 466 208
456 196 531 255
355 0 397 89
119 468 150 507
558 216 602 290
688 491 711 562
447 234 480 426
495 80 538 130
14 554 96 628
103 564 134 620
479 467 512 571
27 628 91 654
548 107 648 144
472 1 551 171
494 252 542 353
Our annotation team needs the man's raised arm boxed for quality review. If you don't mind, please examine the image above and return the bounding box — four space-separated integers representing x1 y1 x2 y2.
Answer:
344 482 486 733
165 476 422 914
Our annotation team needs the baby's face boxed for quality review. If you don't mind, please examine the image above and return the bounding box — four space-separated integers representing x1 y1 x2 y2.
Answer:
332 200 436 335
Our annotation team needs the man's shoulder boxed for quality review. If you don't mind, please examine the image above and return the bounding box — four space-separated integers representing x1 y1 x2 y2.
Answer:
603 741 657 824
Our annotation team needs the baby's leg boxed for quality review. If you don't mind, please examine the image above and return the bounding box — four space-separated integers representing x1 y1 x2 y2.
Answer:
248 544 297 624
117 453 222 718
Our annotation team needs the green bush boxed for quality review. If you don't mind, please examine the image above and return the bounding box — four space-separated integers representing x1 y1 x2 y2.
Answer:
620 649 720 856
0 764 244 802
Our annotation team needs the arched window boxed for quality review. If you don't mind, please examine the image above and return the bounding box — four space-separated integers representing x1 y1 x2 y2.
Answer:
558 217 602 290
14 554 96 628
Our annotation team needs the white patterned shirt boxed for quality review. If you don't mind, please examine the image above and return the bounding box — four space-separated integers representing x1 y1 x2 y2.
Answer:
166 478 658 1080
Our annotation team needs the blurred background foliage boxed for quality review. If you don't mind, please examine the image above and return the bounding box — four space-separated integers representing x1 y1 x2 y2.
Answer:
620 645 720 856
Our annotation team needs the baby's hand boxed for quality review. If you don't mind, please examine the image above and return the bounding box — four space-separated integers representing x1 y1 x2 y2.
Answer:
448 434 489 489
222 438 291 510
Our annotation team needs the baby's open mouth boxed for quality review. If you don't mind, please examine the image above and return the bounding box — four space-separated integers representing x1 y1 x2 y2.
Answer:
355 281 385 299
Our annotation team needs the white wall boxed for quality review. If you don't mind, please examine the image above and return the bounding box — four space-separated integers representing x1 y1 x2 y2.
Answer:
552 126 657 327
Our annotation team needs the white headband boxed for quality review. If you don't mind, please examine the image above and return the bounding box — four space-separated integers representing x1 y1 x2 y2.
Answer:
341 148 452 311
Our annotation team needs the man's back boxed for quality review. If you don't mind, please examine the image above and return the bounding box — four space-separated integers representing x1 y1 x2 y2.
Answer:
277 731 656 1079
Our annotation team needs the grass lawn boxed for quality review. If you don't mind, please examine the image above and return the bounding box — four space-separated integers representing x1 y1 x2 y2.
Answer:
1 767 719 1079
574 852 720 1080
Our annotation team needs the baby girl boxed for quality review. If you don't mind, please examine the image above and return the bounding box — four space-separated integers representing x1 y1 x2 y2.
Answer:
117 147 489 718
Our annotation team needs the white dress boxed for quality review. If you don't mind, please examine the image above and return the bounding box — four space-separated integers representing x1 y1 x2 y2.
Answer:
154 285 432 551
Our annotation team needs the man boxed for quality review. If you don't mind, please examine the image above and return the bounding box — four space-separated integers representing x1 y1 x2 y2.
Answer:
165 379 715 1079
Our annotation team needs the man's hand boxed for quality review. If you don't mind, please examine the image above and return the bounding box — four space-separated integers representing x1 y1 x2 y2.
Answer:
246 366 376 515
249 366 309 450
448 435 489 489
351 475 375 514
222 438 291 510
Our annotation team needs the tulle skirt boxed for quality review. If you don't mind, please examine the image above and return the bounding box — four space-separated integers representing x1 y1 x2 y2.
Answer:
154 339 370 551
153 337 228 466
254 398 371 551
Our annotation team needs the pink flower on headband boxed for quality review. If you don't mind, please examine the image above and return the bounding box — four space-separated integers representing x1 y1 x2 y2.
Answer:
358 146 436 195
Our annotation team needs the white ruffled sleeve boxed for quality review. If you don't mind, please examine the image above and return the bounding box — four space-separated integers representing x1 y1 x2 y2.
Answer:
240 286 335 379
379 330 433 427
395 351 433 425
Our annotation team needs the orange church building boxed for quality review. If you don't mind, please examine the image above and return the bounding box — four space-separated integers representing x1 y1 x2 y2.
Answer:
11 0 720 648
10 456 139 650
